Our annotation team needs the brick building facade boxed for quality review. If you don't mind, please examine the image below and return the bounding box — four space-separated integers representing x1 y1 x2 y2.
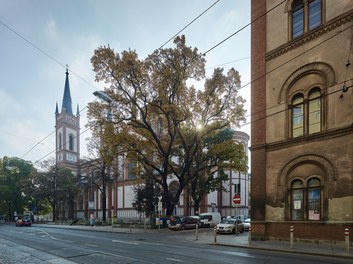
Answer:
250 0 353 242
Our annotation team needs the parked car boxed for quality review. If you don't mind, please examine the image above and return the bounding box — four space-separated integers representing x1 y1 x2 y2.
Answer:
215 218 243 234
226 214 246 222
199 212 221 227
16 216 32 227
189 215 202 227
168 216 200 230
243 218 251 231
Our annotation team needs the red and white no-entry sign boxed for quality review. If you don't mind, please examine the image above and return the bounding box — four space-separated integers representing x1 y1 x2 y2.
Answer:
233 194 241 206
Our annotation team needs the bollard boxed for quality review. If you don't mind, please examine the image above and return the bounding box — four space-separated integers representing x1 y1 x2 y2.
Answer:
214 228 217 243
248 226 252 245
195 224 198 241
345 228 350 253
290 225 294 249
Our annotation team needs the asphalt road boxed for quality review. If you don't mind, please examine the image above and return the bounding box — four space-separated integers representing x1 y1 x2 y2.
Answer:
0 224 352 264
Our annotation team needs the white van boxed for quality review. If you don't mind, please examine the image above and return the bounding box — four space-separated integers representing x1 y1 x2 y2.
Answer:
199 212 221 227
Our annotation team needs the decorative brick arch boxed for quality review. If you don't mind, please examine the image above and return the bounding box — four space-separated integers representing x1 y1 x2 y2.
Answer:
277 154 336 188
278 62 336 104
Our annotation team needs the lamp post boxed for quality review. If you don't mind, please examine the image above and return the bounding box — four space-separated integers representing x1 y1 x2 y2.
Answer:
93 90 117 225
89 173 94 226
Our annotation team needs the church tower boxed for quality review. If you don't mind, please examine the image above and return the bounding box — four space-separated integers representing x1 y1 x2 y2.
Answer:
55 68 80 174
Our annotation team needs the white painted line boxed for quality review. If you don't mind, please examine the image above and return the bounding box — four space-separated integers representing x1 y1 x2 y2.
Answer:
112 239 140 245
84 243 98 247
166 257 182 262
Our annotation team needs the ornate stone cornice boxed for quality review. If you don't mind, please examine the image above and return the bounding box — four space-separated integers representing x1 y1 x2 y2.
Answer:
250 125 353 152
266 10 353 62
267 125 353 151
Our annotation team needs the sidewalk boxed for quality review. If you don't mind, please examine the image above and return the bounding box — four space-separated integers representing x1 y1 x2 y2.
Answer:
35 223 353 259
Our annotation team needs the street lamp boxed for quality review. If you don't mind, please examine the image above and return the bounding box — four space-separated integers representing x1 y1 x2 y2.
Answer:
93 90 113 104
93 90 118 223
94 90 114 122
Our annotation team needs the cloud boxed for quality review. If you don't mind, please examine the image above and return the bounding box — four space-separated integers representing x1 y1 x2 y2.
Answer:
44 18 58 40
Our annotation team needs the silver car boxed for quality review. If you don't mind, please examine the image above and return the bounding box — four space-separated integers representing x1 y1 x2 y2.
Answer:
243 218 251 231
215 219 244 234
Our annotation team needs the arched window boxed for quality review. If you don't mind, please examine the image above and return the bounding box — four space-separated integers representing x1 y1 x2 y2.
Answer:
292 95 304 137
291 180 304 220
291 0 322 39
69 134 74 151
290 177 323 221
291 88 322 137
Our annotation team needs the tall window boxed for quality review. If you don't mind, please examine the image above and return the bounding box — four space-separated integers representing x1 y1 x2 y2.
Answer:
308 178 321 220
292 1 304 38
291 0 322 39
291 88 321 137
290 177 322 221
292 95 304 137
291 180 304 220
234 183 241 195
308 0 321 30
59 133 62 149
127 162 137 179
69 134 74 151
308 89 321 134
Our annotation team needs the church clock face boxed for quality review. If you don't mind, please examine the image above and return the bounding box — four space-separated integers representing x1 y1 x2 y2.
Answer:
67 153 77 162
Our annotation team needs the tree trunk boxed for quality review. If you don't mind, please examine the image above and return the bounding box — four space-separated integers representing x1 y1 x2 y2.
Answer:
52 202 56 221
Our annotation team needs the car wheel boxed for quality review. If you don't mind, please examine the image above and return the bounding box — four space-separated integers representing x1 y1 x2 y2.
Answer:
232 228 236 234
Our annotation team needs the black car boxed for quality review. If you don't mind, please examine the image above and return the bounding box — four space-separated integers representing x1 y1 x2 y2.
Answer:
168 216 200 230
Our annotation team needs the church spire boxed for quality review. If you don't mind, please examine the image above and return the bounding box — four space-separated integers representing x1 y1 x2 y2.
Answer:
61 67 73 115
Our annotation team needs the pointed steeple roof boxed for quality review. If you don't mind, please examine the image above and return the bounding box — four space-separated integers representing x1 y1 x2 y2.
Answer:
55 102 59 114
61 68 73 115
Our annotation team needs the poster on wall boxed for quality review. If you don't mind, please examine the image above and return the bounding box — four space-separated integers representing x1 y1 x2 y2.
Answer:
294 200 301 210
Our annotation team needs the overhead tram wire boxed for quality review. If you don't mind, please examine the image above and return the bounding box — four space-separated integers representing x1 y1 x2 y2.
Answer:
236 22 353 129
35 126 91 163
159 0 220 49
202 0 287 56
8 0 286 161
1 1 222 161
36 0 352 161
0 20 100 159
21 131 55 159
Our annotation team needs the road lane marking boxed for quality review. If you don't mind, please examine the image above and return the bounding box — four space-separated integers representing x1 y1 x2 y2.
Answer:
112 239 140 245
84 243 98 247
166 257 183 262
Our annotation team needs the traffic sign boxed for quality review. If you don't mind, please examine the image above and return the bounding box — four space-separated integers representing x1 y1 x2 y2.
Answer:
158 202 162 211
233 194 241 206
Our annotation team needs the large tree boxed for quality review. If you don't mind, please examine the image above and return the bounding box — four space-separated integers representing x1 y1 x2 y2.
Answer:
33 159 78 221
89 35 246 215
187 128 248 214
82 120 122 223
0 157 35 220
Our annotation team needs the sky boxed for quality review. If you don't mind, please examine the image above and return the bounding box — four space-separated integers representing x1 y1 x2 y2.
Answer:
0 0 251 166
